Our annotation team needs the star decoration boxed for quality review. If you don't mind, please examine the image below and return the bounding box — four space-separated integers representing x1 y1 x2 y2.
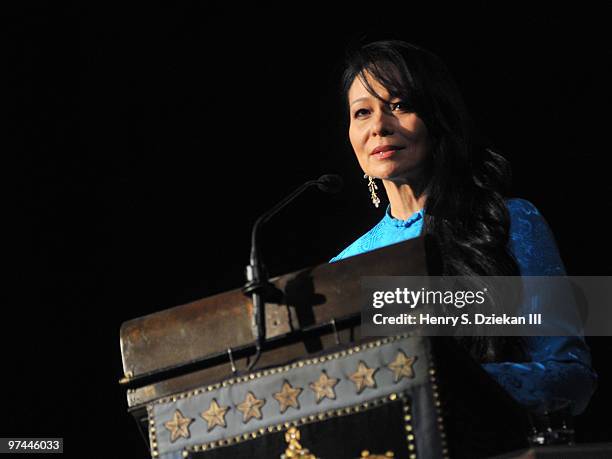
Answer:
309 371 339 403
349 361 377 394
200 398 229 431
273 380 303 413
164 409 194 443
236 391 265 423
388 350 417 383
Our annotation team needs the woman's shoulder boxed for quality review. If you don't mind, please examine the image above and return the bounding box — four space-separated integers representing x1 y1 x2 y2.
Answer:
503 197 566 275
504 197 552 236
505 197 541 217
329 219 386 263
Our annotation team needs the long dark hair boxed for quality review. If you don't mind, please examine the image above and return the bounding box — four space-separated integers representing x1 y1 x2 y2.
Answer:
341 40 524 363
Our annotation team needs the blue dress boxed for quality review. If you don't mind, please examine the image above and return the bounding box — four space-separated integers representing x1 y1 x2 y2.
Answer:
329 198 597 415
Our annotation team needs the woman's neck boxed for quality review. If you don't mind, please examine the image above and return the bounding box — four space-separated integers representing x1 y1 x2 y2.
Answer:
382 176 428 220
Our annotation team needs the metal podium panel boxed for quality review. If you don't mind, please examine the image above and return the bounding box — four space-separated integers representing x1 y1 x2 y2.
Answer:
146 335 445 459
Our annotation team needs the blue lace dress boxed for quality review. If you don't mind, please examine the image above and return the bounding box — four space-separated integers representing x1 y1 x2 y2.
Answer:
329 198 597 415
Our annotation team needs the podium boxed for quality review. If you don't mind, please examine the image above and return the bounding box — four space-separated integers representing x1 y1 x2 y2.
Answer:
119 236 532 458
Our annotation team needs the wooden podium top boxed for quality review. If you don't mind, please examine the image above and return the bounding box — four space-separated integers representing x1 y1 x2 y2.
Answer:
119 235 434 404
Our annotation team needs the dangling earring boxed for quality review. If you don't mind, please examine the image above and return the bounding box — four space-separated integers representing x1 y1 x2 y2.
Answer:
364 174 381 208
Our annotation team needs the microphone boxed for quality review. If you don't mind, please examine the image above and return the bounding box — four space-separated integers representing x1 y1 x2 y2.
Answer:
243 174 343 371
248 174 343 267
316 174 343 194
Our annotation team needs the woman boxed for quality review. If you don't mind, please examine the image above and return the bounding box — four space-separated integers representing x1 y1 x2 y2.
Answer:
329 40 597 416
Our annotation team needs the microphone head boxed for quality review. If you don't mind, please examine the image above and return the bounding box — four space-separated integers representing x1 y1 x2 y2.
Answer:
316 174 344 194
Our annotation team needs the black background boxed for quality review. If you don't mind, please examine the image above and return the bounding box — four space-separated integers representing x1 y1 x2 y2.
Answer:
8 2 612 457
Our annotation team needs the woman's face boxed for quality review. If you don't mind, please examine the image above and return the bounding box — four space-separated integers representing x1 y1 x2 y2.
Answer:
348 71 430 181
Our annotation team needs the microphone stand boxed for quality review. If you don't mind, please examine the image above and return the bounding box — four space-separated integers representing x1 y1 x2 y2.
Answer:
243 175 342 372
